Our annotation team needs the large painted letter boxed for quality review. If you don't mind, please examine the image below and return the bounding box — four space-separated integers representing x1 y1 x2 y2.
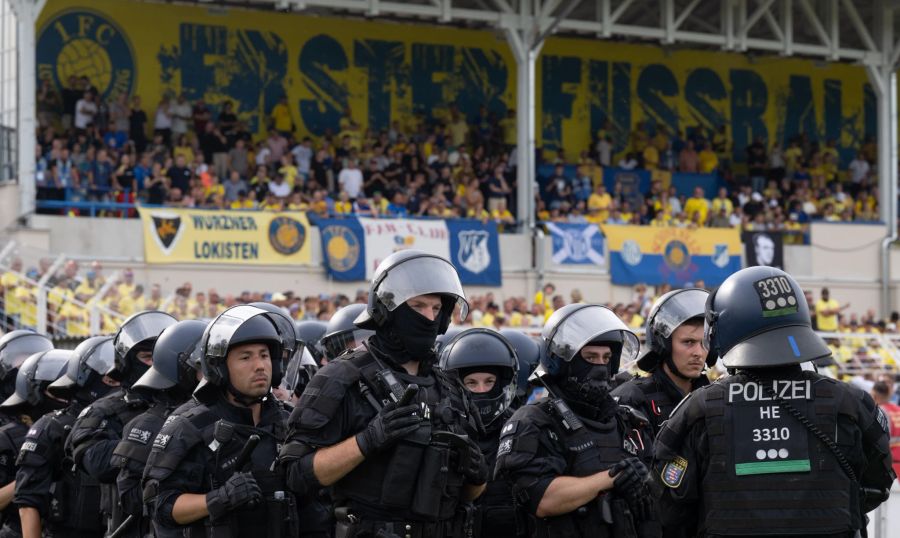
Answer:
730 69 768 162
636 64 678 135
541 55 580 151
411 43 454 119
354 39 405 132
299 34 348 136
684 68 726 140
784 75 819 143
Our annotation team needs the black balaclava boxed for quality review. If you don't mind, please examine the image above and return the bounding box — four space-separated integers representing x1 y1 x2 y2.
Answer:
77 373 117 403
0 373 17 403
29 394 68 421
459 366 507 425
371 302 442 370
560 356 617 420
123 342 155 388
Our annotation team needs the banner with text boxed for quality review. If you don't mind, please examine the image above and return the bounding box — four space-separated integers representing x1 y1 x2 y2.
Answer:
317 217 501 285
602 225 741 286
138 207 312 265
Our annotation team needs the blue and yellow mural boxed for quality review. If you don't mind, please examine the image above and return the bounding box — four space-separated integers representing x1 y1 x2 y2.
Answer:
37 0 873 163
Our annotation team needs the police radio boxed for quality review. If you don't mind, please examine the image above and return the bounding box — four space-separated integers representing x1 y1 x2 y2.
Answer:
530 364 585 431
375 368 408 404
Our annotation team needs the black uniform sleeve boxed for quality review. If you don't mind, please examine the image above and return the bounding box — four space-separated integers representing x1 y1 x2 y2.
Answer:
143 415 208 529
493 404 567 515
852 389 896 508
652 389 707 534
0 427 20 486
114 414 158 517
66 402 124 483
13 416 63 515
280 360 364 496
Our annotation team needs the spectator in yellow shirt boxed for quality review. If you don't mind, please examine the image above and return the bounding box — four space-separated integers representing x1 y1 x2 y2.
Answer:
231 190 258 210
270 95 293 135
642 144 659 170
815 288 849 332
587 183 613 223
710 187 733 216
533 282 555 312
278 154 299 188
491 199 515 230
698 142 719 173
684 187 710 225
117 268 137 298
334 191 355 215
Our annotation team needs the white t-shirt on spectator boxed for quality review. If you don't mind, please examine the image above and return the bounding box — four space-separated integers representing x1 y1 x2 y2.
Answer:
155 105 172 130
74 99 97 129
596 139 613 167
849 158 869 184
269 180 291 198
256 147 271 166
338 167 364 198
171 102 192 135
292 144 313 175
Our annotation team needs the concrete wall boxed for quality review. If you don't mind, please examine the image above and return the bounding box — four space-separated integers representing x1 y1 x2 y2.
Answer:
11 215 900 313
0 183 18 230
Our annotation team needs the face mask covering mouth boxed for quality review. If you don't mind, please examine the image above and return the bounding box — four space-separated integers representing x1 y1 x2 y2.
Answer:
375 302 441 364
564 357 612 404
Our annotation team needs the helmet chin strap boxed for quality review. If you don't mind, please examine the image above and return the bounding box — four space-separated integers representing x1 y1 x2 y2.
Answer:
663 354 693 381
224 383 266 407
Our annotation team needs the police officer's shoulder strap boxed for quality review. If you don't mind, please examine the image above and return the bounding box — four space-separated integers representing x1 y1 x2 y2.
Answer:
179 403 219 445
539 397 585 433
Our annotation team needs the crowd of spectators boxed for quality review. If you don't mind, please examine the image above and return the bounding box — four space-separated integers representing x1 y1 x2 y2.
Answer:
32 77 883 235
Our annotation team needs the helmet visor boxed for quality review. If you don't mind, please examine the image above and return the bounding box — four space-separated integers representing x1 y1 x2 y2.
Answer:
262 310 298 358
204 305 270 359
323 329 373 359
115 312 177 353
0 335 53 378
547 306 639 363
280 345 318 393
34 349 72 383
375 255 469 321
651 288 709 339
84 338 116 377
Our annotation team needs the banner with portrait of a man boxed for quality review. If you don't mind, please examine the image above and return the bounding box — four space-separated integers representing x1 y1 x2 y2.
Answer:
743 231 784 269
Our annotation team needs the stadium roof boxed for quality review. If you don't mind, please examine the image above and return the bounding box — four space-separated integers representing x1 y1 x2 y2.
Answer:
174 0 900 67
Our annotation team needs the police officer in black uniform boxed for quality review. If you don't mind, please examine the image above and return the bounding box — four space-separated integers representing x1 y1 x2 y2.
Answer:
0 348 70 538
439 328 522 538
654 266 896 537
612 288 711 437
295 320 327 366
66 310 176 536
319 303 373 361
143 305 297 537
495 304 660 538
279 249 487 538
0 331 54 426
110 319 208 538
499 329 540 404
16 336 119 538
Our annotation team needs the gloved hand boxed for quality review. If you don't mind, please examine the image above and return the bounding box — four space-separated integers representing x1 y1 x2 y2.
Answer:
205 471 262 521
608 457 653 520
462 437 489 485
355 401 421 457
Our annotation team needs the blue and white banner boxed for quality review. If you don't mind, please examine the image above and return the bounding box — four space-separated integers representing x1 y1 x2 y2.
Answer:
545 222 605 266
317 217 501 285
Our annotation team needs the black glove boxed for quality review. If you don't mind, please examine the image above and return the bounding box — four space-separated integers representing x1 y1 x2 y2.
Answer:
355 401 421 457
205 471 262 521
609 457 652 520
462 437 489 485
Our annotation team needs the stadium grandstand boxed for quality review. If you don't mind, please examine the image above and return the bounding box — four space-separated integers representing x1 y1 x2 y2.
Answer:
1 0 900 532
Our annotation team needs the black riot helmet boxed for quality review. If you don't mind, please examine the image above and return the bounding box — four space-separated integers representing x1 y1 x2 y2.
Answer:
0 349 71 416
132 320 208 400
111 311 177 386
539 304 639 378
354 249 469 334
48 335 117 401
0 330 54 401
435 325 466 354
637 288 711 373
249 302 298 361
198 305 286 392
704 266 830 369
321 304 374 360
439 328 518 427
279 345 318 398
295 320 327 364
499 329 540 399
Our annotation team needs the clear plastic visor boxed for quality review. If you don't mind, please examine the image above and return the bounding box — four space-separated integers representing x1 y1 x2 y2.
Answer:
204 305 274 359
375 256 469 321
0 335 53 377
650 289 709 338
115 312 177 352
545 305 639 363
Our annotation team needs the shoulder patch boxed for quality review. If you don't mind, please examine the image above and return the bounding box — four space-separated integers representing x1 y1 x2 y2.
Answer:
497 437 514 457
152 433 171 450
127 427 153 445
20 440 38 453
876 406 890 433
500 420 517 437
660 455 688 488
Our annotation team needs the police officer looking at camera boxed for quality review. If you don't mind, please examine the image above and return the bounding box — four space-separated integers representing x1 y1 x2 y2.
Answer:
143 305 297 537
654 266 896 537
439 328 523 538
279 250 487 538
111 320 208 538
16 336 119 538
0 349 70 538
66 310 176 536
612 288 711 437
494 304 660 538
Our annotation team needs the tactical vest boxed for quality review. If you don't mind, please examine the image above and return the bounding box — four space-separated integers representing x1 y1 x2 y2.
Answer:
476 416 521 538
698 372 860 535
334 351 475 522
630 376 673 434
528 399 646 538
0 420 27 534
167 399 295 538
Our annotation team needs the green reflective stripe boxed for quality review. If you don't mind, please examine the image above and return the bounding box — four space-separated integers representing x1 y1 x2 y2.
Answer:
734 459 811 475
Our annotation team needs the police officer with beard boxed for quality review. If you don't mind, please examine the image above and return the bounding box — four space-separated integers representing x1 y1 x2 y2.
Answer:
612 288 711 438
143 305 297 537
439 328 523 538
110 320 207 538
66 310 176 536
495 304 660 538
0 332 54 427
0 349 70 537
279 250 487 538
654 267 895 537
16 336 119 538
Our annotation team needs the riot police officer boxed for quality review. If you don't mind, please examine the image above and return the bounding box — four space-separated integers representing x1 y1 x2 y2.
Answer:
66 310 176 535
0 331 54 426
110 319 208 538
16 336 119 538
294 320 327 366
143 305 297 537
319 303 373 361
0 348 70 537
495 304 660 538
654 266 896 536
612 288 711 437
279 250 487 538
498 328 540 404
439 328 522 538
